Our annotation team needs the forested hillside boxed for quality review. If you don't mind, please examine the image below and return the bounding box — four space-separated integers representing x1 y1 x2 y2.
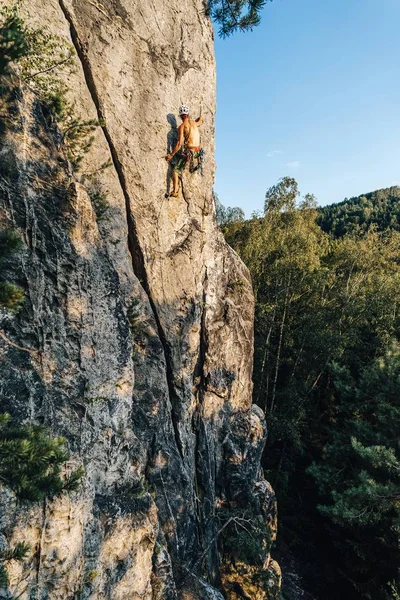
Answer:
317 186 400 237
220 179 400 600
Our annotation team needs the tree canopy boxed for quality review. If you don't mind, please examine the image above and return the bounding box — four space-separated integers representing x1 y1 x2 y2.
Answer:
318 186 400 237
220 179 400 599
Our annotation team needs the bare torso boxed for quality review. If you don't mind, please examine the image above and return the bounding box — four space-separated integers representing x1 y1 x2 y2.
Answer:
181 118 201 148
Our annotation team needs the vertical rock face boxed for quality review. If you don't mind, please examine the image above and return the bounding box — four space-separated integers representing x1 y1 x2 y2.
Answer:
0 1 279 598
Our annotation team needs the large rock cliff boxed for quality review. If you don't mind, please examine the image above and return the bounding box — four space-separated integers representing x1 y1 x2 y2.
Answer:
0 0 280 598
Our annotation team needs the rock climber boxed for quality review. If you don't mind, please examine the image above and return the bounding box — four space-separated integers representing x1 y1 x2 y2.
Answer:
165 104 204 198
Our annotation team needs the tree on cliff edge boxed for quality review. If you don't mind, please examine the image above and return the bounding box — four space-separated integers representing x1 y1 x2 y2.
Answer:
207 0 271 37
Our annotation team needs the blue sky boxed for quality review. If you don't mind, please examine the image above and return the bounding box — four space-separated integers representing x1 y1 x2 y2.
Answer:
213 0 400 216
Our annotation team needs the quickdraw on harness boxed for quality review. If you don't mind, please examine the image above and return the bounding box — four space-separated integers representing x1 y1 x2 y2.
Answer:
186 147 205 175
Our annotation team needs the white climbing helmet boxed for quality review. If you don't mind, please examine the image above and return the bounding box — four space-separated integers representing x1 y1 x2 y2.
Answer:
179 104 190 116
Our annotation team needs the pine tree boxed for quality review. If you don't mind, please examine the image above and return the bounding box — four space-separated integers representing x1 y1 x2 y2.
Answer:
0 413 84 502
0 542 30 589
308 345 400 598
206 0 271 37
0 413 84 590
0 11 27 75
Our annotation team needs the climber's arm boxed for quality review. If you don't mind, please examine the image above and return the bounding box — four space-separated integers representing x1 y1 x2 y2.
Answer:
195 115 204 126
166 125 184 161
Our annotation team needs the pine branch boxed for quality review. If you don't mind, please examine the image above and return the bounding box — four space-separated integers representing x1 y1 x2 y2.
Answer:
23 56 72 81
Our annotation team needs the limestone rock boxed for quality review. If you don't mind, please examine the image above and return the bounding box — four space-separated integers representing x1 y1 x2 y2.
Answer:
0 0 280 597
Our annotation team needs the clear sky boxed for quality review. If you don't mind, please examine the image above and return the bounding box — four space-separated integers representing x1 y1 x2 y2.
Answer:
213 0 400 216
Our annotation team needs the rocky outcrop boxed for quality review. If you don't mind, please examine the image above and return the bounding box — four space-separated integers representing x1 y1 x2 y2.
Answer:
0 1 280 598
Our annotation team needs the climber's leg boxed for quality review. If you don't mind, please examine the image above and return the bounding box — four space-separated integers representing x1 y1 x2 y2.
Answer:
170 154 186 197
170 171 180 197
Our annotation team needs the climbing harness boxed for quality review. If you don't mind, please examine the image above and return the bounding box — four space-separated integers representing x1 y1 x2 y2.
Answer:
188 148 205 175
187 147 205 174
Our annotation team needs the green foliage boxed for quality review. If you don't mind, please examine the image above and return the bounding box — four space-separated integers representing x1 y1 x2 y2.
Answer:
227 279 246 292
386 580 400 600
207 0 271 37
0 4 101 172
0 229 23 258
0 2 74 100
307 347 400 597
0 412 83 589
0 412 84 502
0 11 27 75
264 176 303 213
221 178 400 599
224 177 328 452
85 570 99 583
318 186 400 237
0 542 30 590
0 282 24 312
219 509 272 567
14 9 100 170
84 395 110 405
87 180 110 222
215 192 245 228
0 542 30 563
0 228 25 312
3 4 75 108
126 476 151 499
61 118 100 171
